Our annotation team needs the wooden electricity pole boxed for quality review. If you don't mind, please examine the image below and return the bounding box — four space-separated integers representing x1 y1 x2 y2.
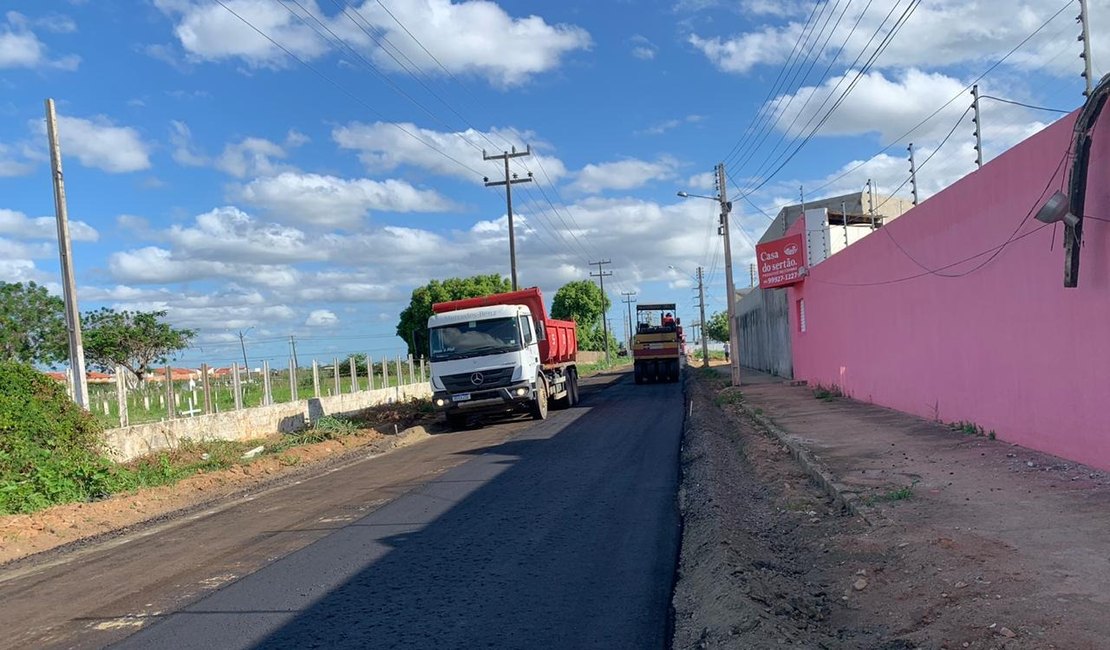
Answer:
590 260 613 364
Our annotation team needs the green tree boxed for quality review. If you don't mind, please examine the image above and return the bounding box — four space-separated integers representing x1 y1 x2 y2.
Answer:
705 310 730 343
82 309 196 382
0 282 68 366
551 280 611 351
397 274 513 358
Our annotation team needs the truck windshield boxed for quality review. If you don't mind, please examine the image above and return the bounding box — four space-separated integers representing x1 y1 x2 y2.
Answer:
429 317 522 361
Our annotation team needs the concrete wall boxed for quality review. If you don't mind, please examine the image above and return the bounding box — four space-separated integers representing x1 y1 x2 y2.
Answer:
103 383 432 462
736 288 793 378
788 110 1110 470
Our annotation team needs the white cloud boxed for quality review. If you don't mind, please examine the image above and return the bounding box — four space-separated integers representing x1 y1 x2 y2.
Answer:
169 120 207 166
640 114 704 135
166 206 326 264
0 208 98 241
29 114 152 173
215 137 293 178
690 1 1106 77
0 11 80 70
333 120 568 181
305 309 338 327
236 172 455 228
155 0 590 85
154 0 331 69
630 35 657 60
0 141 35 176
351 0 591 86
571 157 680 194
108 245 303 287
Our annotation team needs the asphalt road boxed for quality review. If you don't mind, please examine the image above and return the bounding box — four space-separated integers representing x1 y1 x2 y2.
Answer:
0 370 685 649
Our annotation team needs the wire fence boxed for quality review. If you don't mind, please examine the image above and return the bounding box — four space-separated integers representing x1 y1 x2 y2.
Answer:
72 353 428 430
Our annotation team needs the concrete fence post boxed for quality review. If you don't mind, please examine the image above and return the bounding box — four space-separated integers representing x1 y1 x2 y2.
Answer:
395 356 403 387
201 363 212 415
408 355 415 385
232 362 243 410
164 365 176 419
420 357 426 383
115 364 129 428
350 356 359 393
382 358 389 388
288 358 298 402
262 360 273 406
312 359 321 398
333 358 341 396
367 355 374 391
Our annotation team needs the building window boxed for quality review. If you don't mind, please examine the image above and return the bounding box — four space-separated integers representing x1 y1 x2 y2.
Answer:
797 299 806 333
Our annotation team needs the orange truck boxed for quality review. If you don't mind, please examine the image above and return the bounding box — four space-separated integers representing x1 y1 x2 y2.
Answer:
428 288 579 429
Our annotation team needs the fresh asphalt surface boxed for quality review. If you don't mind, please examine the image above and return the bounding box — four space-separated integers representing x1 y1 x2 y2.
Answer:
110 373 685 649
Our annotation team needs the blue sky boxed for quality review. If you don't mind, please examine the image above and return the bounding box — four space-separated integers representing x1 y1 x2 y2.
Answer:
0 0 1102 369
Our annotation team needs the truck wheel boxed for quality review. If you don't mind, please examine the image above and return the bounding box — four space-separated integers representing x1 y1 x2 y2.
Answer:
669 360 680 382
553 373 571 410
569 369 580 405
530 377 549 420
445 412 468 430
634 362 643 385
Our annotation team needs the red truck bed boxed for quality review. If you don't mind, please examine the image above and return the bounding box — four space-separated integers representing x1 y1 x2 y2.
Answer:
432 288 578 366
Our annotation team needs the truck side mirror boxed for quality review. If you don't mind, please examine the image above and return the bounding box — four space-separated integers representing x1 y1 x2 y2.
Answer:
535 320 546 341
676 317 681 325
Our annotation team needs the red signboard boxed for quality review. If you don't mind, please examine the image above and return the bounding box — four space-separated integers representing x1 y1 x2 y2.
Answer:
756 233 806 288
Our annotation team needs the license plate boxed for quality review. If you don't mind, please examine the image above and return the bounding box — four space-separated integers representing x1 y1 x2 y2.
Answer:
452 393 471 402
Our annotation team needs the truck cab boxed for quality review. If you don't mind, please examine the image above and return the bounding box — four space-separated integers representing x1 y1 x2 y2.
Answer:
427 288 578 429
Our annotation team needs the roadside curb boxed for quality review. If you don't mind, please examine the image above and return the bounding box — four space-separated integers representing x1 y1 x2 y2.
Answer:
736 402 870 524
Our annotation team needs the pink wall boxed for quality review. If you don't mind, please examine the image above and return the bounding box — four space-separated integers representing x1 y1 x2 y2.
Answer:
789 112 1110 470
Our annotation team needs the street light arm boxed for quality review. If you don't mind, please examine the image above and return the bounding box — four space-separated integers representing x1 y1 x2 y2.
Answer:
676 190 720 202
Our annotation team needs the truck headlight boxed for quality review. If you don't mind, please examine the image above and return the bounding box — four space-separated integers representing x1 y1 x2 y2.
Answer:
435 398 446 407
515 387 527 396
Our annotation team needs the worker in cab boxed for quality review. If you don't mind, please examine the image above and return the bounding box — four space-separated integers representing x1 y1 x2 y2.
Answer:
662 312 675 328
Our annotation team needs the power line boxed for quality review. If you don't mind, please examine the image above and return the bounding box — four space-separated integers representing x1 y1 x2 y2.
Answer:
211 0 485 178
979 94 1070 113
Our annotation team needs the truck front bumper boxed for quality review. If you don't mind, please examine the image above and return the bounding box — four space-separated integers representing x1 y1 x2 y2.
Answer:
432 381 534 414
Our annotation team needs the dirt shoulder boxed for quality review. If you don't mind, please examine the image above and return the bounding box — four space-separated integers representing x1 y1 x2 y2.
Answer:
674 368 1108 649
0 414 435 566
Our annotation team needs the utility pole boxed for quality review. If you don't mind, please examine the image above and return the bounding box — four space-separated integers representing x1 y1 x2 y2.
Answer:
866 178 876 229
716 163 741 386
621 291 636 351
907 142 919 207
750 263 757 288
483 146 532 290
238 329 251 382
971 84 984 169
45 98 88 409
288 335 299 370
696 266 709 368
1080 0 1094 97
589 259 613 364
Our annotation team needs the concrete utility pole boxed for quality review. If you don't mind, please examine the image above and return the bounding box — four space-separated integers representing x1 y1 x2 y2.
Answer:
621 291 636 351
238 329 251 381
288 335 299 370
589 259 613 364
45 98 88 409
696 266 709 368
716 163 741 387
1080 0 1094 97
750 263 757 288
971 84 984 169
907 143 919 207
483 146 532 291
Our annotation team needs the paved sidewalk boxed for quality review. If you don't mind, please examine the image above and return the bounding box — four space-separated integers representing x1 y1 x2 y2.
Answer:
713 366 1110 642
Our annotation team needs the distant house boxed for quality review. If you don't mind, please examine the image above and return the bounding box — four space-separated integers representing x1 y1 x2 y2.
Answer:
144 367 201 382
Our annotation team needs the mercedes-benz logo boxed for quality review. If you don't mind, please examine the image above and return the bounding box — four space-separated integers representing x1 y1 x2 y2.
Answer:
470 372 484 386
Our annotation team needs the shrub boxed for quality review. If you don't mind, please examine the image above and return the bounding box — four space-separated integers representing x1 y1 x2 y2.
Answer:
0 361 126 513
